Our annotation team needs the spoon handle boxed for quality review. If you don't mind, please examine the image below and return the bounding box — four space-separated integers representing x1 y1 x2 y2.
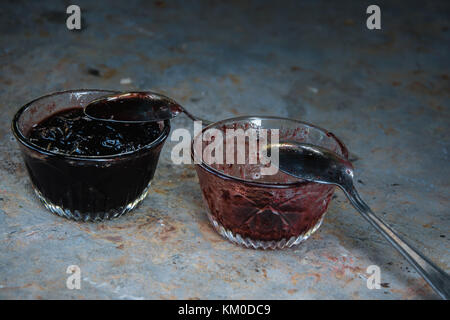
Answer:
342 185 450 300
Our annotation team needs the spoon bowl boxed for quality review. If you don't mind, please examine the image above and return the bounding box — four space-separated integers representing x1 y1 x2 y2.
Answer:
84 91 183 123
273 141 354 186
84 91 212 125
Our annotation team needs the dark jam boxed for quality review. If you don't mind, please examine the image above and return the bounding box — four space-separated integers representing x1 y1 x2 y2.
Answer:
24 107 169 220
28 108 162 156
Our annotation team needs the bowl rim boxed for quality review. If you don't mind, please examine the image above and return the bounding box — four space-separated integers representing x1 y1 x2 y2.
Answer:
191 115 349 189
11 89 171 162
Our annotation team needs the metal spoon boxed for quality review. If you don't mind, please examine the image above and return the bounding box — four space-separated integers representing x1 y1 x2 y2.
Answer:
269 141 450 300
84 91 212 125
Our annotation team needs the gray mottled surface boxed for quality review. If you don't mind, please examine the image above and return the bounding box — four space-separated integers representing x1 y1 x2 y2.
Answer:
0 0 449 299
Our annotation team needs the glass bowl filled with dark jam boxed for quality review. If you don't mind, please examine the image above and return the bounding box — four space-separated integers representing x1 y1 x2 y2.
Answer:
192 116 349 249
12 89 170 221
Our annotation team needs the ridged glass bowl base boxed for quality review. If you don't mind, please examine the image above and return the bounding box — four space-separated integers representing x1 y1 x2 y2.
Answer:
206 212 324 250
33 183 151 222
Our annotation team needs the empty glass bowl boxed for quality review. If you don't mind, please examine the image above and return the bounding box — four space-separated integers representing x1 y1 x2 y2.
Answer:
192 116 349 249
12 89 170 221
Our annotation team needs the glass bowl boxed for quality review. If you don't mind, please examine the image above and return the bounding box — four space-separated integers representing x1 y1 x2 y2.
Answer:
12 89 170 221
192 116 349 249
